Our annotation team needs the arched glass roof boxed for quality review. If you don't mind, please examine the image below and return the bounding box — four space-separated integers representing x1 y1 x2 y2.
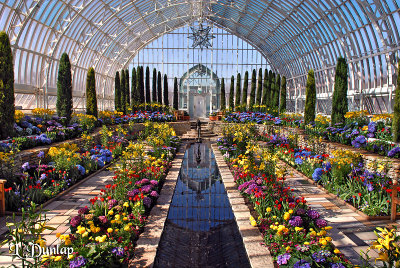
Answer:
1 0 400 113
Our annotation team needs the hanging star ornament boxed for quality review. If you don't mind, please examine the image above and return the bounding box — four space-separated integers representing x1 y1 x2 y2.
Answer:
188 23 215 50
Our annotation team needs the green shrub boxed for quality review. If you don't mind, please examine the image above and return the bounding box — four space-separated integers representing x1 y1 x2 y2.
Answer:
242 71 249 109
0 31 15 139
131 67 137 102
331 57 348 125
235 73 241 110
145 66 150 104
173 77 178 110
249 69 256 110
152 68 157 103
85 67 97 118
274 74 280 110
256 68 262 109
220 78 226 111
163 74 169 106
229 76 234 111
138 66 145 104
120 69 126 114
157 71 162 104
56 53 73 122
393 61 400 142
125 69 130 106
304 69 316 124
280 76 286 114
114 71 121 112
269 72 275 110
262 69 268 111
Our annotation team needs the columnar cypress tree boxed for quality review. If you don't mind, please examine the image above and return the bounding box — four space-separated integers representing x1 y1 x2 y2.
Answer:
229 75 235 111
242 71 249 109
280 76 287 114
86 67 97 118
120 70 126 114
268 71 275 110
145 66 150 104
131 67 137 103
163 74 169 106
0 31 15 139
331 57 349 125
274 74 281 110
256 68 263 109
249 69 256 110
152 68 157 103
140 67 145 104
57 53 73 122
262 69 268 111
157 71 162 104
393 61 400 142
220 78 226 111
125 69 130 107
304 69 316 124
235 73 241 109
173 77 179 110
114 71 121 112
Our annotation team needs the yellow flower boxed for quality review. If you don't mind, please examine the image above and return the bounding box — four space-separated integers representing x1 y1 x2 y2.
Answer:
107 228 113 233
54 256 62 262
295 227 303 232
108 210 114 215
123 202 129 207
319 238 327 246
250 220 257 227
283 212 291 221
41 255 50 262
124 225 130 231
266 207 272 213
334 248 341 254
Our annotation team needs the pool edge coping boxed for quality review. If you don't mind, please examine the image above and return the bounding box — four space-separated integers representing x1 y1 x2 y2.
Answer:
211 143 275 268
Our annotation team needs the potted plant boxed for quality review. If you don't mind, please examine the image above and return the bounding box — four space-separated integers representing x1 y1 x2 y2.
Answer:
183 111 190 121
209 112 218 121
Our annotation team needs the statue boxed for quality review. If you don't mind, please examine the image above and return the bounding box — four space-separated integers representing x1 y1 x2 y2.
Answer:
196 119 202 143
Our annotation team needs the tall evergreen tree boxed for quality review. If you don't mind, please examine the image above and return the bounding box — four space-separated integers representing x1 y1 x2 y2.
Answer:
304 69 316 124
242 71 249 109
120 70 126 114
0 31 15 139
140 67 145 104
57 53 73 122
280 76 287 114
163 74 169 106
86 67 97 118
157 71 162 104
331 57 349 125
125 69 130 107
152 68 157 103
249 69 257 110
268 71 275 110
229 75 235 111
274 74 281 110
393 61 400 142
173 77 179 110
114 71 121 112
145 66 150 104
131 67 137 103
261 69 269 111
235 73 241 109
220 78 226 111
256 68 263 110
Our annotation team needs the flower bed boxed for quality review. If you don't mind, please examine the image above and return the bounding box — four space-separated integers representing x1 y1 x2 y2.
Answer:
217 123 351 267
258 133 397 217
5 122 181 266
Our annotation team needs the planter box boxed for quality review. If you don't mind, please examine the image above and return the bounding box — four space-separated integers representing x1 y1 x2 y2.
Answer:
209 116 218 121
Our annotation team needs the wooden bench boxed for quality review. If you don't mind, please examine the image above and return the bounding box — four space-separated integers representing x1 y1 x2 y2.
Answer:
392 179 400 221
0 179 6 216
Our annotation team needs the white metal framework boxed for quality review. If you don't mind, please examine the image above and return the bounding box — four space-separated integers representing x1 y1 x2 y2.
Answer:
1 0 399 113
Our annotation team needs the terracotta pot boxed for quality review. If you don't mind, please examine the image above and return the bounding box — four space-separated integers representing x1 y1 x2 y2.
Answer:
209 116 218 121
183 115 190 121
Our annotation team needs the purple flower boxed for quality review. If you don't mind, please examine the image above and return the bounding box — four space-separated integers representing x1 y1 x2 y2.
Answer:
368 122 376 133
37 151 45 158
107 199 118 209
69 256 87 268
307 210 320 219
22 162 30 171
78 206 89 215
150 180 158 186
111 247 125 257
388 147 400 158
141 184 153 193
150 191 159 198
277 253 291 265
312 168 324 182
70 215 82 227
312 252 326 263
141 178 149 184
143 197 152 207
330 263 345 268
296 208 306 215
289 216 303 227
366 183 374 192
294 260 311 268
295 158 303 165
127 189 140 197
315 219 327 228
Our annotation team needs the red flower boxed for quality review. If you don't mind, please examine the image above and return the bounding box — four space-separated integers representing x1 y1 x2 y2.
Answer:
358 192 362 197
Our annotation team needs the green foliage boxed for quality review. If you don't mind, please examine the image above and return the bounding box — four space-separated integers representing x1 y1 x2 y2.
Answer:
138 66 145 104
274 74 280 110
145 66 150 104
173 77 178 110
256 68 263 109
125 69 130 106
242 71 249 109
0 31 15 139
85 67 97 118
131 67 137 102
393 61 400 142
120 69 126 114
220 78 226 111
279 76 287 114
249 69 256 110
163 74 169 106
235 73 241 110
229 75 235 111
268 72 275 109
157 71 162 104
56 53 73 122
261 69 268 111
152 68 157 103
331 57 349 125
114 71 121 112
304 69 316 124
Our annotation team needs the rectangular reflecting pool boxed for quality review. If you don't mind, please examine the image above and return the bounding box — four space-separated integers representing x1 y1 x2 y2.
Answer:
154 142 250 268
